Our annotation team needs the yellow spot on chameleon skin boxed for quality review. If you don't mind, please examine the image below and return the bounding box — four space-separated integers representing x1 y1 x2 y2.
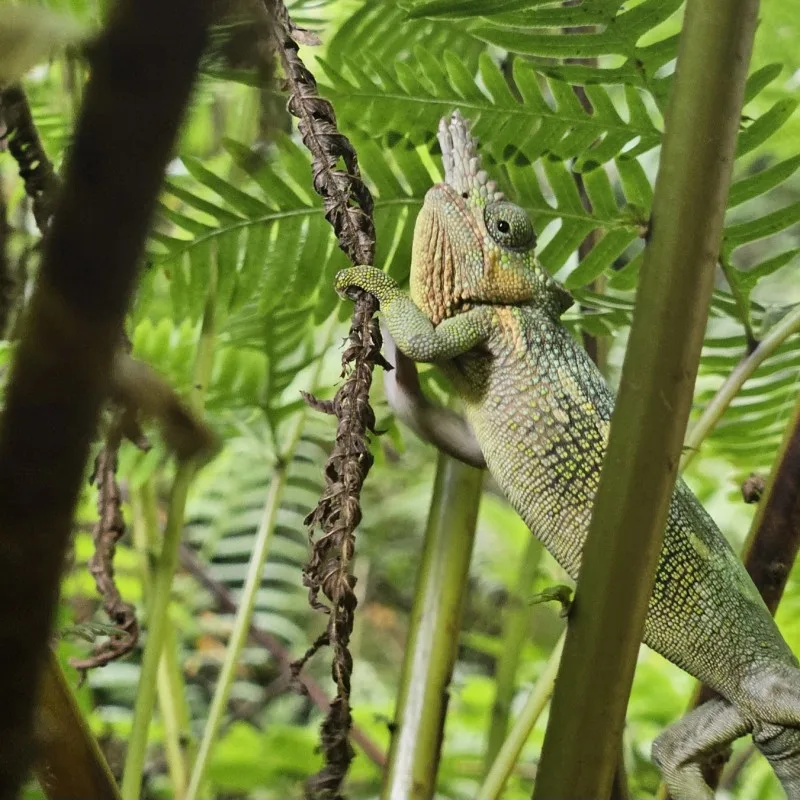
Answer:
553 408 569 425
495 307 526 358
689 532 711 561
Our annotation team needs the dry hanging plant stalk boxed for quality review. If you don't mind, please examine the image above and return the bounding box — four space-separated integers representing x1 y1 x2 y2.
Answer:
70 427 139 671
265 0 388 796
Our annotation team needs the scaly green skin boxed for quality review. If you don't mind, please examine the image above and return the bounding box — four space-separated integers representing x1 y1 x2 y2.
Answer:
336 112 800 798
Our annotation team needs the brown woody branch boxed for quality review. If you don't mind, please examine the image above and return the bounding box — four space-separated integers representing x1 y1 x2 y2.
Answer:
0 1 207 796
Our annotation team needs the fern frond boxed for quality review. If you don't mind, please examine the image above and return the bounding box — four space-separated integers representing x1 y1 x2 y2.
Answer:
403 0 682 103
326 0 486 74
321 49 660 164
694 314 800 470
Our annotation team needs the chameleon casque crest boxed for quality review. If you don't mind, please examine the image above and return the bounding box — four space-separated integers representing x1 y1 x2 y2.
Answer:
336 112 800 798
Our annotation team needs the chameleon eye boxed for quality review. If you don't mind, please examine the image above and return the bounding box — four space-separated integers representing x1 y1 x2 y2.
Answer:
484 201 536 251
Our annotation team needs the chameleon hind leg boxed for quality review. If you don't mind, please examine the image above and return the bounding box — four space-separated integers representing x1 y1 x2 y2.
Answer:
737 662 800 797
652 698 748 800
752 723 800 797
654 678 800 800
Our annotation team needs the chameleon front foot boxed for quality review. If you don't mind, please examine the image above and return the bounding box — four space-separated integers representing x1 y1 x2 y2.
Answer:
334 265 400 307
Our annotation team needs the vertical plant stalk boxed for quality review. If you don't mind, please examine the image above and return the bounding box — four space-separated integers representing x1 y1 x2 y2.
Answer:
381 451 483 800
185 332 333 799
0 1 207 796
3 82 131 800
186 469 285 799
121 465 197 800
532 1 759 797
662 393 800 799
266 1 388 796
130 477 193 799
121 260 219 800
479 632 565 800
483 536 543 775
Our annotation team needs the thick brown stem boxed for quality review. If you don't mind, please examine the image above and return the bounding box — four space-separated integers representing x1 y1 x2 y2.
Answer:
0 1 207 796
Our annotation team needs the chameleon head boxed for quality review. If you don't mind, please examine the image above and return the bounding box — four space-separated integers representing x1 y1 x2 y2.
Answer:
410 111 569 325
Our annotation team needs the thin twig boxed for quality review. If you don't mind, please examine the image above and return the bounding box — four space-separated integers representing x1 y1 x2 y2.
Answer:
681 304 800 470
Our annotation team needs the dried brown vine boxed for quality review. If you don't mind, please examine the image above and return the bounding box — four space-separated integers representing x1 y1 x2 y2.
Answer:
265 1 386 796
0 85 60 232
70 430 139 671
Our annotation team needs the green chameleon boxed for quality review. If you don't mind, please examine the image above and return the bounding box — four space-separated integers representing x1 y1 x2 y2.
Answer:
335 111 800 799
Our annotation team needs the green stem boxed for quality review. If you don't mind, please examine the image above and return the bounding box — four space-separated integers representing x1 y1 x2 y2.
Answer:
681 304 800 471
381 450 484 800
483 536 543 776
130 478 191 798
533 0 759 796
184 466 286 800
121 462 196 800
479 633 565 800
158 627 189 796
185 320 333 799
121 261 218 800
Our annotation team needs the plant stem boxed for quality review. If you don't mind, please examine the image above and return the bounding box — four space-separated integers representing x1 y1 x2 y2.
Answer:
121 463 196 800
483 536 543 776
533 0 759 795
0 2 206 796
381 450 483 800
121 255 218 800
130 478 193 799
184 466 286 800
185 320 333 798
681 304 800 470
157 623 189 796
479 632 565 800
